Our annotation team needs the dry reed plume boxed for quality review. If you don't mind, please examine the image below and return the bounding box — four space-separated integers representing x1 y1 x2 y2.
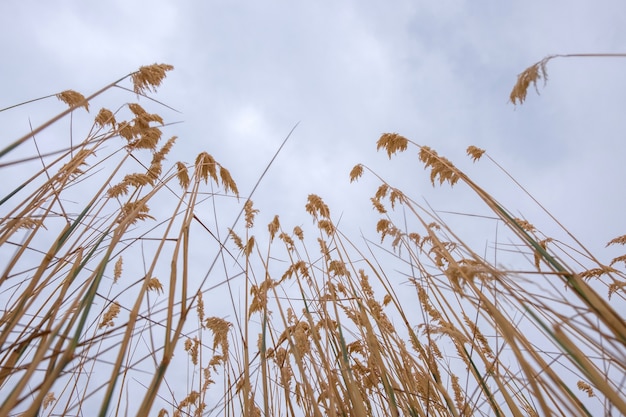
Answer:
1 57 625 417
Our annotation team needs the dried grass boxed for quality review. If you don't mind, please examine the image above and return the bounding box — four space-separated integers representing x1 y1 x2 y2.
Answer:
1 58 625 417
510 53 626 105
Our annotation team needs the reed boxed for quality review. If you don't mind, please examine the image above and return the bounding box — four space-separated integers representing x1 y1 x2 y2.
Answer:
0 57 624 416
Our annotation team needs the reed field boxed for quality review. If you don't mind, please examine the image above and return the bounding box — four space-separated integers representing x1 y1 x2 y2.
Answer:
0 58 625 416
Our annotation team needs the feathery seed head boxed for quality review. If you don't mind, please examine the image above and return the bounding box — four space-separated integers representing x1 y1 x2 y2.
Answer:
510 57 549 105
377 133 408 158
466 145 485 162
219 166 239 197
244 200 259 228
175 162 190 189
196 291 205 323
577 381 595 397
318 219 335 236
279 232 295 250
375 184 389 200
419 146 460 186
244 236 255 257
305 194 330 219
107 182 129 198
99 302 121 328
113 257 123 283
349 164 364 182
131 63 174 95
195 152 218 184
205 317 231 358
268 215 280 241
117 201 155 225
57 90 89 112
371 197 387 214
229 229 244 251
607 234 626 247
95 108 116 128
147 277 164 294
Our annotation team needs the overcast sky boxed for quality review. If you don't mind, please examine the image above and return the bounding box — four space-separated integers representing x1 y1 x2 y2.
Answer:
2 0 626 413
3 0 625 257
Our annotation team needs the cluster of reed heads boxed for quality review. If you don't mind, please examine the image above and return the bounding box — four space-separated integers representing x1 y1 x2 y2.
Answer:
0 58 625 416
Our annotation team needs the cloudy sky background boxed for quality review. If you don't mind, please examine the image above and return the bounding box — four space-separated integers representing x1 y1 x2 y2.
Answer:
3 0 625 255
1 0 626 413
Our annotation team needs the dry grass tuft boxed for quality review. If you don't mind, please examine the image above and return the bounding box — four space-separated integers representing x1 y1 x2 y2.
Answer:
419 145 460 186
466 145 485 162
147 277 164 293
305 194 330 219
607 234 626 246
56 89 89 111
349 164 364 182
376 132 408 158
176 161 190 189
219 166 239 197
131 63 175 94
95 107 116 128
510 53 626 105
99 302 121 328
509 56 550 105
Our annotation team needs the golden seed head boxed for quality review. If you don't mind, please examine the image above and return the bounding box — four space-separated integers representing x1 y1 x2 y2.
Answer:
375 184 389 200
130 126 162 150
219 166 239 197
131 63 174 95
196 291 205 323
419 146 460 187
195 152 218 184
376 133 408 158
577 380 595 397
466 145 485 162
99 302 121 328
118 201 155 225
113 257 123 283
382 294 392 307
107 183 129 198
123 173 154 187
268 215 280 241
305 194 330 219
349 164 364 182
175 162 190 189
153 136 177 165
607 234 626 247
147 277 164 294
579 266 618 281
244 200 259 228
317 219 335 236
205 317 232 357
229 229 244 251
509 57 549 105
608 281 626 299
370 198 387 214
329 260 349 277
57 90 89 112
278 232 295 251
95 108 116 128
244 236 255 257
610 255 626 268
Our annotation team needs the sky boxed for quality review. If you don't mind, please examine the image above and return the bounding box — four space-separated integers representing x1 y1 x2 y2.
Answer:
3 0 625 254
1 0 626 414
